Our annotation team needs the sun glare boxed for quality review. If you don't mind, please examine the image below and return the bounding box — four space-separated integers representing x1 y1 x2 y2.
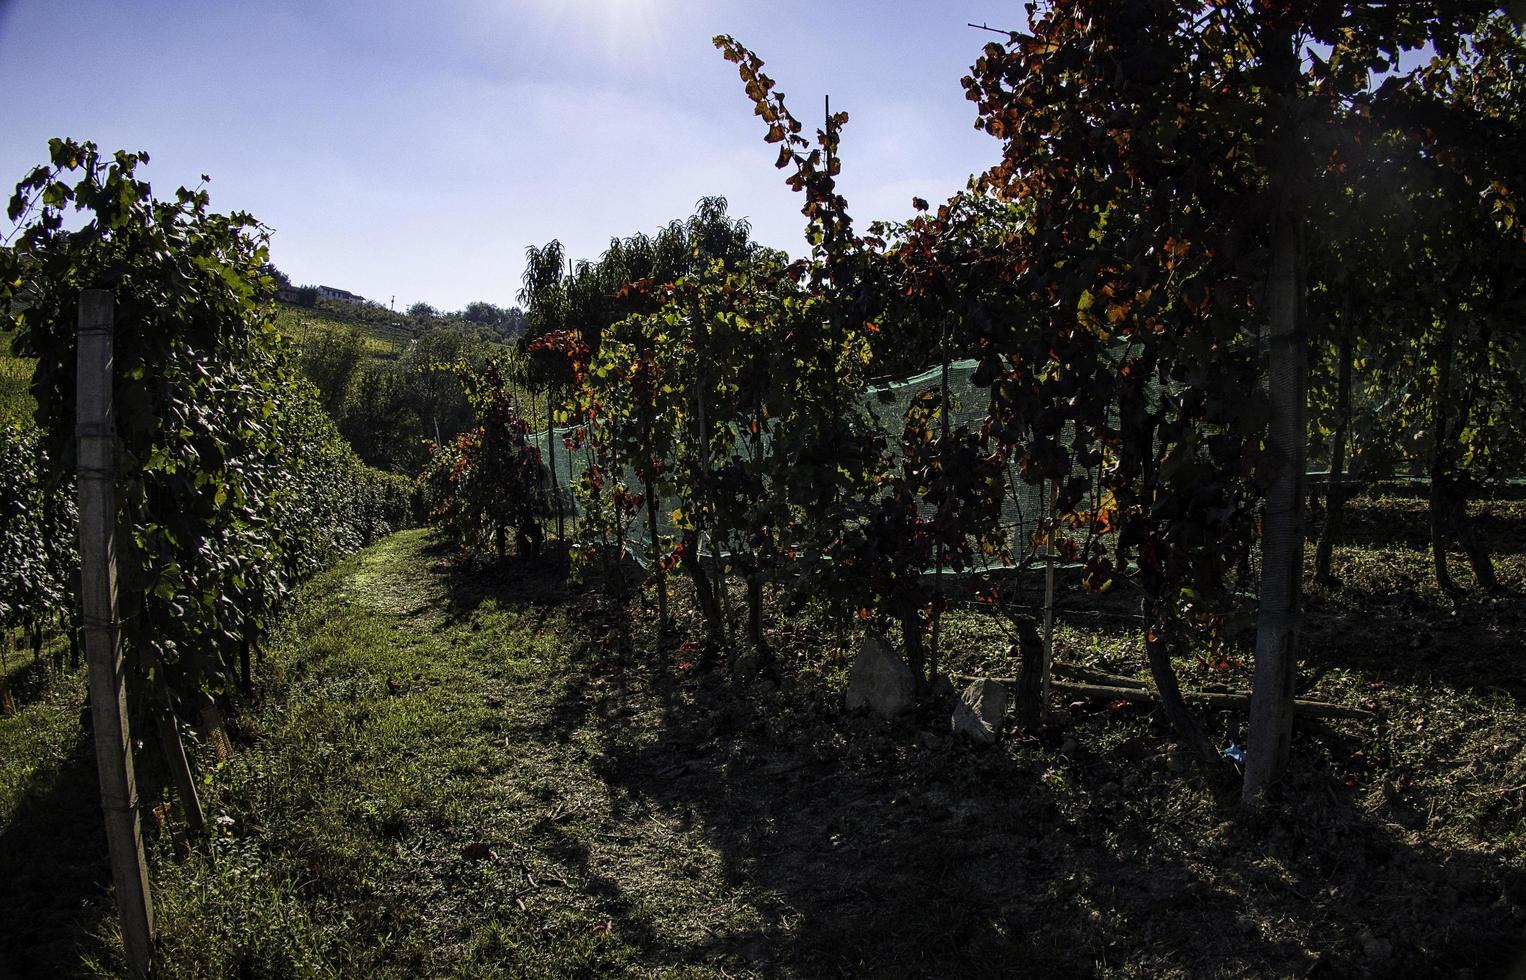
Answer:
526 0 665 62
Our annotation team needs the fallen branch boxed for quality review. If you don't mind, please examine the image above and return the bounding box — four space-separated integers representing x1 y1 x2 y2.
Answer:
1051 663 1148 689
1050 680 1377 722
951 671 1376 722
953 664 1150 690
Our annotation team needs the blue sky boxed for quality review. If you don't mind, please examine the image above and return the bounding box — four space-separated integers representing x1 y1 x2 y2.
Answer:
0 0 1017 312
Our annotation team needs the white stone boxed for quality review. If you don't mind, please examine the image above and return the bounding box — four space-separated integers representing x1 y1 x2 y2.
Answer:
950 678 1008 744
845 635 915 718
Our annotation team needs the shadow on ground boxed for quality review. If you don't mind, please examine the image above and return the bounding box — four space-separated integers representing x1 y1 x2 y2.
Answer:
0 731 110 980
438 538 577 621
1300 497 1526 703
444 544 1526 979
581 665 1520 976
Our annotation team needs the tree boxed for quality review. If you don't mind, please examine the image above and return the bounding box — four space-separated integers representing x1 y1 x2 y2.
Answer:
963 1 1503 803
340 360 423 472
518 241 575 537
1305 135 1410 587
1385 14 1526 596
462 300 513 328
259 261 291 291
402 325 479 447
421 356 548 558
713 37 909 673
499 306 529 338
407 301 438 320
298 326 366 420
963 2 1274 775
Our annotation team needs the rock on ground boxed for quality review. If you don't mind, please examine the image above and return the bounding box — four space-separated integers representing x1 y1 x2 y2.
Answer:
951 678 1008 744
845 635 915 718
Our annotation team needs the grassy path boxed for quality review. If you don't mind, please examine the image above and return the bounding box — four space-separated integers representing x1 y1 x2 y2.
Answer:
129 529 782 978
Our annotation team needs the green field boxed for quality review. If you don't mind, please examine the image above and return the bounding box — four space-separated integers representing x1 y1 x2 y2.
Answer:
274 302 418 359
0 332 34 423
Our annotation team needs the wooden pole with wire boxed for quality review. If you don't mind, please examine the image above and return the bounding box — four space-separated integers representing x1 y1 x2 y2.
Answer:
77 289 155 977
1041 484 1056 715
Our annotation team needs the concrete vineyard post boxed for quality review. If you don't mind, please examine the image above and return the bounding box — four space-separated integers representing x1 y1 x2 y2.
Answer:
77 288 156 976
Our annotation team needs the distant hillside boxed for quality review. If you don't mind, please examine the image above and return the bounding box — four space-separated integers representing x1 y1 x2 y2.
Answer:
275 299 524 354
0 332 33 423
0 302 521 469
274 301 417 359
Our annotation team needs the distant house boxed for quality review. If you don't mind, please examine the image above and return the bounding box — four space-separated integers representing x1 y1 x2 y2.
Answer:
275 285 303 304
317 285 366 304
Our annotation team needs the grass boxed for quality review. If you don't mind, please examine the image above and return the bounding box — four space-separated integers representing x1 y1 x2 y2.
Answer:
83 531 683 978
0 330 35 423
0 642 83 825
0 633 104 980
2 495 1524 977
273 304 413 360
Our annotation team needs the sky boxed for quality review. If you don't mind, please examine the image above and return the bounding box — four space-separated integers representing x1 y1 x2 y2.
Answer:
0 0 1019 313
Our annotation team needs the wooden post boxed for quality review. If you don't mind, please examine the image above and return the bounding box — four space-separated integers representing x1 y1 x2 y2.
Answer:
929 347 950 690
155 705 206 835
0 638 14 716
1012 617 1045 730
1246 158 1307 802
77 289 155 977
547 393 564 539
1041 480 1056 715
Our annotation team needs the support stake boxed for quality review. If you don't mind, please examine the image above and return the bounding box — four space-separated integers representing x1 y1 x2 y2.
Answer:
78 289 155 976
